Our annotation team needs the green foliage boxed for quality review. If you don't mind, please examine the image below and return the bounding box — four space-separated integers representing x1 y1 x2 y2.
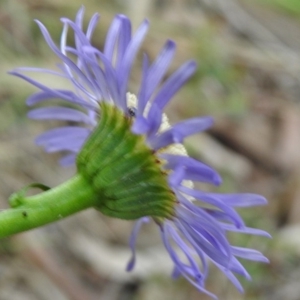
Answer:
254 0 300 16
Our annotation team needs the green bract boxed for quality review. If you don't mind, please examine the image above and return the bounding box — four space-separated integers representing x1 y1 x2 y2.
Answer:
78 102 176 220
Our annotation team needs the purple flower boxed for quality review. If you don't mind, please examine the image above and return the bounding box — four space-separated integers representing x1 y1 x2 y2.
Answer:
11 7 269 299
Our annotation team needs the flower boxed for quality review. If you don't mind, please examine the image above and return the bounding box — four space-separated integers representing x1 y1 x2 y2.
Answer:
11 7 270 299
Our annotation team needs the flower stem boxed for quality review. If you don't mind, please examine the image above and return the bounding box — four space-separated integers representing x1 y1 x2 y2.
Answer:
0 174 96 238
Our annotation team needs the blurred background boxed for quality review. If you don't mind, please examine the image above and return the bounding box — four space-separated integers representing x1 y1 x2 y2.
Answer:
0 0 299 299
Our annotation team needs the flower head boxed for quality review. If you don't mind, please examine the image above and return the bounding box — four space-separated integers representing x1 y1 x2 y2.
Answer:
11 7 270 299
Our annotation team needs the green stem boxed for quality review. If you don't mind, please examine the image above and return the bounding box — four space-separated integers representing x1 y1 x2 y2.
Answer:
0 174 96 238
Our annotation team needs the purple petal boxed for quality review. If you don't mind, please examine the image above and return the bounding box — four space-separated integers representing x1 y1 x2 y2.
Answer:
162 224 218 299
86 13 100 40
161 154 222 186
145 102 163 137
176 209 232 268
145 40 176 100
75 6 85 29
83 46 121 108
137 40 176 115
227 256 251 279
221 223 271 238
115 17 132 71
44 140 82 153
72 48 110 100
11 72 97 110
117 19 149 111
59 153 77 166
149 116 213 150
144 61 196 136
103 15 123 62
231 246 269 263
136 53 149 115
186 191 267 207
168 165 185 188
151 60 197 111
69 6 85 51
60 17 93 49
62 62 103 102
28 107 92 124
221 270 245 293
178 186 245 228
126 217 150 272
36 126 89 142
131 116 151 135
204 193 268 207
35 21 97 95
10 67 65 77
161 223 204 283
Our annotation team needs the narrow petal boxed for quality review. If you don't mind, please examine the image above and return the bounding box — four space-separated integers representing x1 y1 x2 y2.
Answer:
126 217 149 271
25 89 96 110
11 72 97 110
103 15 123 62
150 116 213 150
179 186 245 228
131 116 151 135
28 107 92 124
115 17 132 71
137 53 149 115
35 21 96 94
137 40 176 115
151 60 197 111
221 270 245 293
162 224 218 299
117 19 149 111
84 46 121 108
10 67 65 77
161 223 204 283
161 154 222 186
60 48 103 101
60 18 93 48
86 13 100 40
176 210 232 268
227 256 251 279
36 126 90 145
44 139 84 153
231 247 269 263
145 40 176 101
168 165 185 188
145 102 163 136
59 153 77 166
75 6 85 30
221 223 271 237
